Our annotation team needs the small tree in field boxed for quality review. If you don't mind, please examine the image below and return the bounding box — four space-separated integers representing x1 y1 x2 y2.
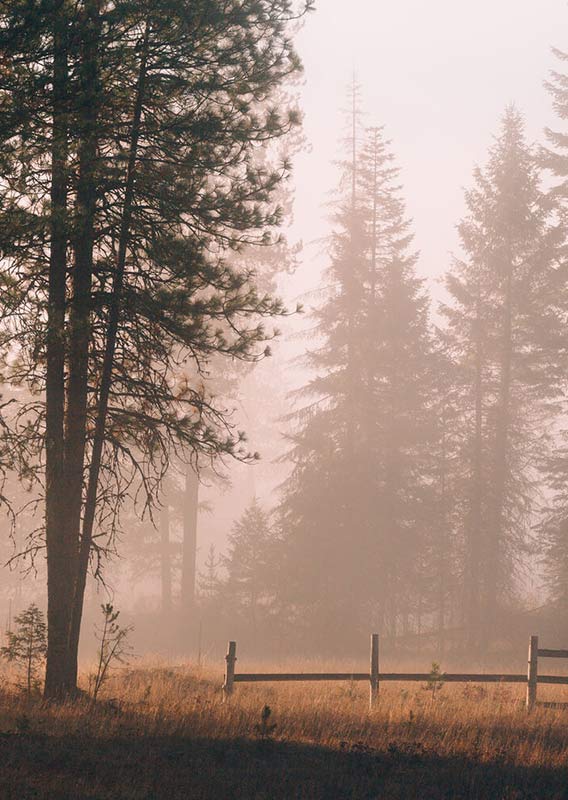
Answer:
423 662 445 701
1 603 47 696
90 604 133 703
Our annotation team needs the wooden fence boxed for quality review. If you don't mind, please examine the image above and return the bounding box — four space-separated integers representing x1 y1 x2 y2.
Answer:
222 634 568 711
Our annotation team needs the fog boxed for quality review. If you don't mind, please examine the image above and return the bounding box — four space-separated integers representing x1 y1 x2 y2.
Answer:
2 0 568 671
202 0 567 617
293 0 562 280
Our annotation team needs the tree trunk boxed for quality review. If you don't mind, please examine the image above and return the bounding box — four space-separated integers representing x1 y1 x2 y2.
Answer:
486 265 513 629
464 286 484 652
68 24 149 686
44 0 72 700
160 502 172 616
63 0 101 659
181 466 199 614
47 0 102 698
437 403 448 657
64 0 101 537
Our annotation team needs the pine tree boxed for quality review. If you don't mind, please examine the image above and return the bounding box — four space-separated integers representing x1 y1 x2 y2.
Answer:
0 0 311 697
536 51 568 616
442 106 566 646
1 603 47 696
358 125 437 637
199 544 222 602
222 499 275 638
543 48 568 203
278 101 437 649
278 95 370 648
539 447 568 614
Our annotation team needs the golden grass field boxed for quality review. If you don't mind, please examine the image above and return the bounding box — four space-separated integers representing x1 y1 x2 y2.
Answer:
1 659 568 799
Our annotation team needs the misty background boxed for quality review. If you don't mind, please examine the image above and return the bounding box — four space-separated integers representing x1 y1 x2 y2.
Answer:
205 0 567 599
2 0 568 665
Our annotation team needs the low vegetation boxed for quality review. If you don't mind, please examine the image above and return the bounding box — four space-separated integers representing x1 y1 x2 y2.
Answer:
1 662 568 799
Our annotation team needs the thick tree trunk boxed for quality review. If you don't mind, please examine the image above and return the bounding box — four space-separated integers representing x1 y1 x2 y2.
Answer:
44 1 72 700
64 0 100 521
47 0 102 697
63 0 101 629
68 25 150 685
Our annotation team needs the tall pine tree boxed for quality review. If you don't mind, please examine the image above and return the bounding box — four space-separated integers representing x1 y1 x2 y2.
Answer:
536 50 568 618
278 98 436 650
0 0 310 697
443 106 566 647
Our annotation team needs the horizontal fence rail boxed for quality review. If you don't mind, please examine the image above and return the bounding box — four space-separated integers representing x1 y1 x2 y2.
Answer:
380 673 528 683
534 675 568 685
234 672 369 682
538 649 568 659
222 634 568 710
233 672 530 684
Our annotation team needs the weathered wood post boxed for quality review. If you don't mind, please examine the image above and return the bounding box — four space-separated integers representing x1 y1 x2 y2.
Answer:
526 634 538 711
370 633 379 710
223 640 236 702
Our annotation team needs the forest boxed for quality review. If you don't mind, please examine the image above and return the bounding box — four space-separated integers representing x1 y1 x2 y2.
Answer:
1 1 568 798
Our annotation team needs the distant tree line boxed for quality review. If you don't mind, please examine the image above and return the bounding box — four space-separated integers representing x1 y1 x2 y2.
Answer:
196 68 568 657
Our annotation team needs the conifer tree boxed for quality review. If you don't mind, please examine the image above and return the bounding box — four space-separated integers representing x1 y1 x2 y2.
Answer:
222 499 275 638
539 447 568 613
278 103 436 648
358 125 436 636
443 106 566 646
0 0 311 697
536 50 568 614
199 544 222 602
278 97 370 647
543 48 568 202
1 603 47 696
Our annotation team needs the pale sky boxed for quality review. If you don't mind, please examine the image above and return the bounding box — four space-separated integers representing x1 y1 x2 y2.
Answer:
290 0 566 292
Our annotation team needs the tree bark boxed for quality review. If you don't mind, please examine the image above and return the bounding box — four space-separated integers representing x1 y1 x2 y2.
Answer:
68 24 150 686
63 0 101 635
181 466 199 614
465 286 484 651
437 402 448 658
486 264 513 627
44 0 72 700
64 0 101 529
45 0 102 698
160 502 172 617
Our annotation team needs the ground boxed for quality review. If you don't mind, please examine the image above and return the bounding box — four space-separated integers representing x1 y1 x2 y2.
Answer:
1 664 568 799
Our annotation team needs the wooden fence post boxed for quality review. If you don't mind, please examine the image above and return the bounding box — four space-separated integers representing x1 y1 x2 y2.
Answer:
223 640 236 702
526 634 538 711
370 633 379 710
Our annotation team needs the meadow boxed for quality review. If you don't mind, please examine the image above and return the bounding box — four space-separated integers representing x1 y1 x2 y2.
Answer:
1 660 568 799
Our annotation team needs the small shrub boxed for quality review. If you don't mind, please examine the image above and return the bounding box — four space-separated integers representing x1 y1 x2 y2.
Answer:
422 661 445 700
90 604 133 703
254 705 277 741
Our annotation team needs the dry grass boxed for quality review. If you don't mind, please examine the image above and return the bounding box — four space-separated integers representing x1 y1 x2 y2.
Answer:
1 660 568 799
